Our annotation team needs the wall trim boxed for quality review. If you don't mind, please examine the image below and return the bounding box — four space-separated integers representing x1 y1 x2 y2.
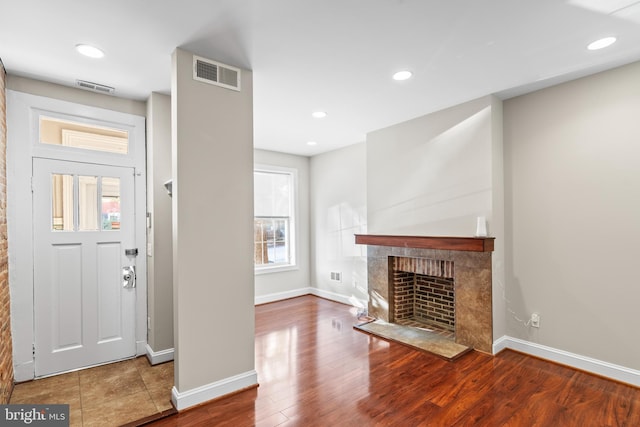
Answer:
13 361 34 383
171 370 258 411
310 287 367 308
145 344 174 365
255 286 367 310
493 335 640 387
255 287 313 305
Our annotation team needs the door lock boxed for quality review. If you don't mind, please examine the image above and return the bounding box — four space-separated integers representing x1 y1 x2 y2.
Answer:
122 266 136 288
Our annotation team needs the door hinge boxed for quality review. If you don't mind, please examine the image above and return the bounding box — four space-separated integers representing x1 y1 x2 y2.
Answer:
32 343 35 356
30 176 34 193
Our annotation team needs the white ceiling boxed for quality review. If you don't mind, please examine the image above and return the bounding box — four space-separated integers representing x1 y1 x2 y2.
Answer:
2 0 640 156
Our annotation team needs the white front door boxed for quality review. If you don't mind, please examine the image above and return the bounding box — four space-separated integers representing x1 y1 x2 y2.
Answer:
33 157 137 377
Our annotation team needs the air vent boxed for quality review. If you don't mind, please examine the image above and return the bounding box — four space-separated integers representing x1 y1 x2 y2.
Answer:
193 55 241 91
75 79 115 94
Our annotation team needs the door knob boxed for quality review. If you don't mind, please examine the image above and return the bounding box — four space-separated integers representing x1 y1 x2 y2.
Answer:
122 266 136 288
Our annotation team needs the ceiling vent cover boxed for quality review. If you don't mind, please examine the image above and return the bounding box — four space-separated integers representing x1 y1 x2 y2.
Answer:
193 55 241 91
75 79 115 94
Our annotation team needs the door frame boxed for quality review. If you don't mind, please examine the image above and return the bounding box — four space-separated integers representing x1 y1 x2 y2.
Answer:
7 90 147 381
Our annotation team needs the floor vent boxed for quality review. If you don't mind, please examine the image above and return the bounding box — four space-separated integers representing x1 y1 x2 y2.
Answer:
193 55 241 91
75 79 115 94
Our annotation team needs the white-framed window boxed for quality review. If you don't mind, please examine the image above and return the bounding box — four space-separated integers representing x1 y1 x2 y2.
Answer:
254 166 297 272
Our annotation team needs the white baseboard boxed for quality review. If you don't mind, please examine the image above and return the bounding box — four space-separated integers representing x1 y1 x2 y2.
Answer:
171 370 258 411
310 288 367 309
255 287 313 305
254 286 368 310
493 336 640 387
145 344 174 365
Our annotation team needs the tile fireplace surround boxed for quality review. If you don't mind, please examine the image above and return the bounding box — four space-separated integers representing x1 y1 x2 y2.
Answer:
355 235 494 353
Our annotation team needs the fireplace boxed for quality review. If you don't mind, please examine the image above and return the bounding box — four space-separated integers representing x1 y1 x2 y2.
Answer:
355 234 494 353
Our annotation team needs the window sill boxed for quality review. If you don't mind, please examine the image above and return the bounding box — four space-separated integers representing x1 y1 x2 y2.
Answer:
255 264 299 275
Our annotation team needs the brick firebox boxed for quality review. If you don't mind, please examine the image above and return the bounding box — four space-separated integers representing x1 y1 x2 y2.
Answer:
391 257 456 333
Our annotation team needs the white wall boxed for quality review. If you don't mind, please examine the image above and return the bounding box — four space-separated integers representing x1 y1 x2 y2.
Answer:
171 48 256 409
146 93 174 357
253 149 311 303
503 61 640 371
366 96 500 237
310 142 368 307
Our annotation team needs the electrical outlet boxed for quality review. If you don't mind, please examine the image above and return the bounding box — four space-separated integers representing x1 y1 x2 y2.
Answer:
531 313 540 328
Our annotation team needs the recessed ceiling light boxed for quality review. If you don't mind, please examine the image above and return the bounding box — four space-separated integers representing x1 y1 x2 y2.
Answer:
587 37 617 51
307 141 318 146
392 70 413 81
75 44 105 58
312 111 327 119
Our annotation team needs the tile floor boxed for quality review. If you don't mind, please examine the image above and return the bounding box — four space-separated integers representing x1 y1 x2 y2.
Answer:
9 357 175 426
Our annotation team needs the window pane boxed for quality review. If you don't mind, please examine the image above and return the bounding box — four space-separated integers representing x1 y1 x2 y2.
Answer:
52 174 74 231
254 171 291 217
78 176 99 231
102 177 121 230
254 220 268 265
40 116 129 154
270 219 288 263
254 217 289 265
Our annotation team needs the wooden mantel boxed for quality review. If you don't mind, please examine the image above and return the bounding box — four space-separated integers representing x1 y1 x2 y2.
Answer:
355 234 495 252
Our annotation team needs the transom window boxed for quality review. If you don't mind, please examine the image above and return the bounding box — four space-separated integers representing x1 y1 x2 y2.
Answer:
254 167 296 271
40 116 129 154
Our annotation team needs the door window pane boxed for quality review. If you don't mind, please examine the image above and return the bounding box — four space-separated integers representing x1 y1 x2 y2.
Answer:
79 176 99 231
40 116 129 154
101 177 121 230
51 174 74 231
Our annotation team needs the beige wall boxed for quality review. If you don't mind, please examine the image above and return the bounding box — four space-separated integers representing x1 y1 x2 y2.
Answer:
6 75 146 116
146 92 174 353
171 48 255 396
503 61 640 370
254 149 311 299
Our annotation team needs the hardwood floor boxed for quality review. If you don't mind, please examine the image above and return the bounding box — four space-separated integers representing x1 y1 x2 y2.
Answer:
150 295 640 426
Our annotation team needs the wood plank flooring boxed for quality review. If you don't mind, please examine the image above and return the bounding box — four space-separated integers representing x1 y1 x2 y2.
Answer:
150 295 640 426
